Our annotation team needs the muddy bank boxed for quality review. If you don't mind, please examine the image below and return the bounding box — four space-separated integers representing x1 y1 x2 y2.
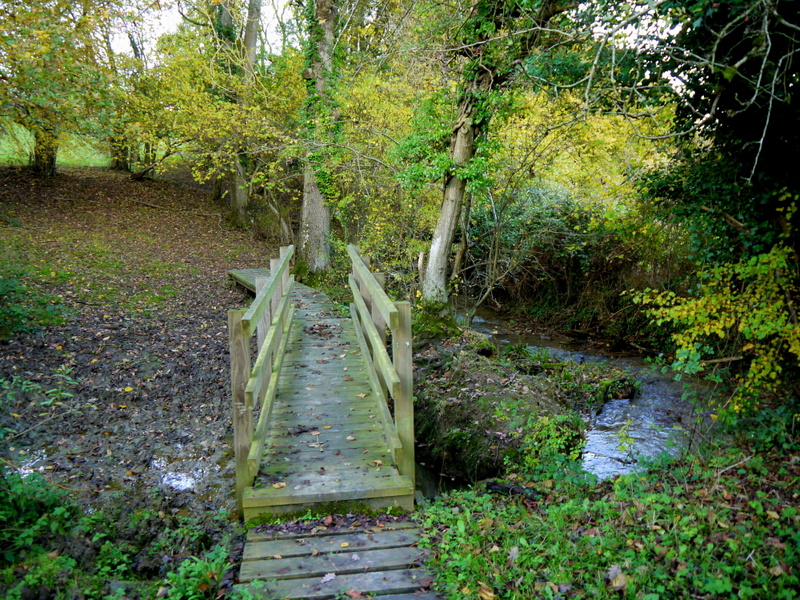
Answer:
412 331 642 484
1 168 271 546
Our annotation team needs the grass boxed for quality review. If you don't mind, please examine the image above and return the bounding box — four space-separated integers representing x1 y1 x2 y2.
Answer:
0 126 111 168
419 445 800 599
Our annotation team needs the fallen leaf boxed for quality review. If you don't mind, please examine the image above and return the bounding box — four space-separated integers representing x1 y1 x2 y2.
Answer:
345 590 364 599
311 549 319 556
273 554 283 559
123 386 133 392
769 565 785 577
767 510 781 520
606 564 627 591
310 431 321 436
372 460 384 467
323 425 332 430
347 436 356 441
340 542 350 548
507 546 519 566
477 581 497 600
320 573 337 584
357 393 368 398
323 515 333 526
272 482 287 489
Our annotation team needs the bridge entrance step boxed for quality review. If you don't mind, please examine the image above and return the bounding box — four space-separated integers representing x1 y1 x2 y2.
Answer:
237 522 439 599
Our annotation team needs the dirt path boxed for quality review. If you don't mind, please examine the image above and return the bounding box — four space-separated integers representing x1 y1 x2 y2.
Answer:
1 167 273 530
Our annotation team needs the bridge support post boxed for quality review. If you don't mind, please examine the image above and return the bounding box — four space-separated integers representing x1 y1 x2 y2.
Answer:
393 301 415 489
229 308 252 516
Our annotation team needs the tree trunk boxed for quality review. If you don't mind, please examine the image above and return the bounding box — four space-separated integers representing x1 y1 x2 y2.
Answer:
30 126 58 177
300 162 331 271
299 0 337 273
422 114 476 303
110 134 132 171
421 0 571 304
229 159 250 228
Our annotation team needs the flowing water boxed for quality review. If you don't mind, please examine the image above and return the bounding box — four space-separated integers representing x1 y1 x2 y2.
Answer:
470 310 704 481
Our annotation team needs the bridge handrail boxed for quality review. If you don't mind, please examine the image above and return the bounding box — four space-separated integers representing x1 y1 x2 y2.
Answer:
347 245 414 487
229 245 294 512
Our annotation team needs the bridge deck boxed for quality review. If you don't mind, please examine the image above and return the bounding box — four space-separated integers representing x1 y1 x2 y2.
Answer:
239 282 414 520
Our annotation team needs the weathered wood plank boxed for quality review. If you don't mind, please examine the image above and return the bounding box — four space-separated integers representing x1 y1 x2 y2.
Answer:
243 475 413 507
347 245 398 330
246 521 419 543
238 568 432 599
240 546 426 583
244 528 421 560
228 268 271 292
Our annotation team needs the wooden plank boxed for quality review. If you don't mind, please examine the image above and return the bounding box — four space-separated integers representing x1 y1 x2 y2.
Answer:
393 302 415 487
229 309 252 514
240 547 425 583
246 521 419 543
350 302 402 453
241 246 294 338
347 245 398 330
228 268 271 292
248 305 296 478
243 475 413 507
238 568 432 599
349 275 401 396
243 529 422 561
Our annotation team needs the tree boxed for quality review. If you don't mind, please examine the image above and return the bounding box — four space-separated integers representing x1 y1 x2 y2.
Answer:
298 0 338 273
0 0 118 176
419 0 576 304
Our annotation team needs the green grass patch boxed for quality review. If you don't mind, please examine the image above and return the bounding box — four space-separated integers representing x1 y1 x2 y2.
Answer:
0 126 111 168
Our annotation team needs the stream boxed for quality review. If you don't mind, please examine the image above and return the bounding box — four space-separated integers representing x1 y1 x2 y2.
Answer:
470 310 704 481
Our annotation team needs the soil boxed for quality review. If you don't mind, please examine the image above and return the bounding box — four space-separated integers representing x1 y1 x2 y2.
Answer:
1 167 272 541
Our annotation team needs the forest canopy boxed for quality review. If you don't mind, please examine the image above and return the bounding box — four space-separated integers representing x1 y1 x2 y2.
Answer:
1 0 798 413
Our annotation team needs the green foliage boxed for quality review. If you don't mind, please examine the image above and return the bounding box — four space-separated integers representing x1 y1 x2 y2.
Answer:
635 245 800 412
412 301 461 341
0 264 65 340
420 447 800 599
165 545 229 600
510 413 585 477
463 184 690 342
0 468 76 566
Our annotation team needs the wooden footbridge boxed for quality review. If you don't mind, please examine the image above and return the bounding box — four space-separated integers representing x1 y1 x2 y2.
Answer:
229 246 437 599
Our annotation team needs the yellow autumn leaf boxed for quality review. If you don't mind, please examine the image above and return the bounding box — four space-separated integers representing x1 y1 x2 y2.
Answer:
272 482 287 489
124 386 133 392
340 542 350 548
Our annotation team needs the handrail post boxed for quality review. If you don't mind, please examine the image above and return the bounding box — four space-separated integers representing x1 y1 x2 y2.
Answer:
372 272 388 399
229 308 251 516
254 276 271 385
279 245 290 290
393 301 414 488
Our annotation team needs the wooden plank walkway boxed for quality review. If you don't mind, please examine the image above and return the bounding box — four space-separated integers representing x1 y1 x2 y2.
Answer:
237 521 440 599
229 276 414 519
229 261 431 599
229 268 270 292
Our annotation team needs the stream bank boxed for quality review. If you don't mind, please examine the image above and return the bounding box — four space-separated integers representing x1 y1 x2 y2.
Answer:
413 310 705 488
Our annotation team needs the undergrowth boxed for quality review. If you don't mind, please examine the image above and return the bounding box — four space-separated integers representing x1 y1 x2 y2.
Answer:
420 445 800 599
0 466 240 599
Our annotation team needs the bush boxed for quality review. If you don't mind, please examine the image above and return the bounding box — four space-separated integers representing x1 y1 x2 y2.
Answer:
0 468 76 566
635 245 800 413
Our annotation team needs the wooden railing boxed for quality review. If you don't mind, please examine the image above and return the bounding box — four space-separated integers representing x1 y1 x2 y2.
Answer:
229 245 295 511
347 245 414 488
